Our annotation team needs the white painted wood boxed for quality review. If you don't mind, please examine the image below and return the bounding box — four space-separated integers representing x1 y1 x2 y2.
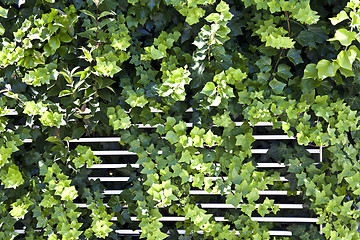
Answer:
110 216 318 223
90 148 320 156
88 176 289 182
103 190 302 195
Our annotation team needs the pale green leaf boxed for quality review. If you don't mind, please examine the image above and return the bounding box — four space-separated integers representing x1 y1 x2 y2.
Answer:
328 28 356 46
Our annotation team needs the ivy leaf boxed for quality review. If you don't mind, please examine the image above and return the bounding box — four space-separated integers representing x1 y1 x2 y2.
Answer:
61 186 78 201
0 164 24 188
336 49 357 71
201 82 216 96
315 190 330 205
257 204 269 217
277 64 293 79
92 219 113 238
0 6 8 18
303 64 317 79
328 29 356 46
301 78 318 93
226 193 241 208
330 10 349 25
316 60 339 80
265 35 295 49
179 7 205 25
235 133 254 149
241 203 256 217
296 30 316 47
107 106 131 130
269 78 286 94
0 146 12 168
287 49 304 65
147 45 164 60
292 5 319 25
288 158 303 174
165 131 179 144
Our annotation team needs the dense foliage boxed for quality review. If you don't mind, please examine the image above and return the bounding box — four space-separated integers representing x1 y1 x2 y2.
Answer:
1 0 360 239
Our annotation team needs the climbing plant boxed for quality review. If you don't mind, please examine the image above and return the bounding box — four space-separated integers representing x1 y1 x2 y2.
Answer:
0 0 360 239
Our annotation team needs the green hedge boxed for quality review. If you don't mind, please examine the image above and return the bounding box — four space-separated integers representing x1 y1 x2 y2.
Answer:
0 0 360 239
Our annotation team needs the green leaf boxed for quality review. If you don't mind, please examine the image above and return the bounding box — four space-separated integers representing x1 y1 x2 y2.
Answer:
49 35 61 50
269 78 286 94
288 158 303 174
0 6 8 18
107 106 131 130
72 127 86 139
287 49 304 65
316 60 339 80
336 49 357 71
328 29 356 46
61 186 78 201
303 64 317 79
330 11 349 25
296 30 317 47
241 203 256 217
147 45 164 60
226 193 241 208
277 64 293 79
235 133 255 150
201 82 216 96
265 35 295 49
0 164 24 188
165 130 179 144
81 47 93 62
94 58 122 77
257 204 269 217
0 147 12 168
0 23 4 36
292 5 319 25
301 78 319 93
179 7 205 25
92 219 113 238
39 111 65 128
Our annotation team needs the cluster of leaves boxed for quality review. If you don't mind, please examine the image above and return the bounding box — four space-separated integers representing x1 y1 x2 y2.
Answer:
0 0 360 239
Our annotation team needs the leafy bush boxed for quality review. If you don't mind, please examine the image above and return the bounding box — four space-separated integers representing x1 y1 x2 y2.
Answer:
0 0 360 239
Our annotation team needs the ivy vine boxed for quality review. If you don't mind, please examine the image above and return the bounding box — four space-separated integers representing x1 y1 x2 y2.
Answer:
0 0 360 239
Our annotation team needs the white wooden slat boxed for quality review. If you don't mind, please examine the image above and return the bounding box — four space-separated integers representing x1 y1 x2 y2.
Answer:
251 217 318 223
6 107 191 116
89 164 140 168
6 109 18 115
110 216 318 223
268 231 292 236
98 176 287 181
90 148 320 156
75 203 302 209
253 135 295 140
22 134 298 143
14 229 293 236
113 229 293 236
200 203 303 209
88 163 291 168
88 176 289 182
103 190 302 195
88 177 130 181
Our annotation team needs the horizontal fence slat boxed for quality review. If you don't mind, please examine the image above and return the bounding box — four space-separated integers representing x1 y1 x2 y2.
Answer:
14 229 294 236
109 216 318 223
74 203 303 209
103 190 302 195
22 134 298 143
88 163 293 168
90 149 319 156
88 176 289 182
